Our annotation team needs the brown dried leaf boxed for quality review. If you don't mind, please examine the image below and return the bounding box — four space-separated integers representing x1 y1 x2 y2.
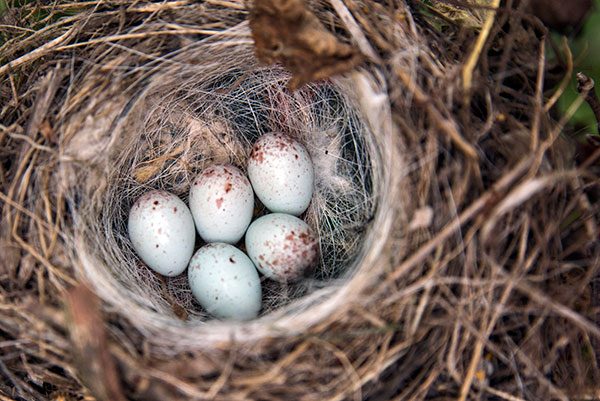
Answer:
250 0 364 89
423 0 490 28
133 163 165 184
65 285 126 401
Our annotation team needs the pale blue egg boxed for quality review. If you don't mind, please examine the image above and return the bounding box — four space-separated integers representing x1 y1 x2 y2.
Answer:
247 133 314 216
245 213 319 282
128 190 195 277
189 164 254 244
188 243 261 320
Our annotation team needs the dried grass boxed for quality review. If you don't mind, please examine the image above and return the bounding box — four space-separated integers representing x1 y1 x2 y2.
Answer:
0 1 599 400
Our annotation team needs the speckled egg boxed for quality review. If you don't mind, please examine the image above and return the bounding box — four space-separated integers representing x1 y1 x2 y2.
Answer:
247 133 314 216
128 190 196 277
245 213 319 282
188 243 262 320
189 164 254 244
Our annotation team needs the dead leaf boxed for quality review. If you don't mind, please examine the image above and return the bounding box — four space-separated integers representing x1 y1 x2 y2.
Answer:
133 144 184 183
65 284 127 401
423 0 489 29
250 0 364 89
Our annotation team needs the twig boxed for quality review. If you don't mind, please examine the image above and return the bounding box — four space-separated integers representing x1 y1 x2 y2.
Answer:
462 0 501 103
0 359 32 401
8 74 18 108
312 337 362 401
395 67 478 160
544 37 572 113
516 279 600 339
5 132 54 153
0 361 21 396
458 256 524 401
54 29 235 51
576 72 600 134
0 25 35 33
577 71 600 379
204 0 246 10
482 385 526 401
0 25 78 78
38 0 192 11
388 155 533 282
530 37 545 150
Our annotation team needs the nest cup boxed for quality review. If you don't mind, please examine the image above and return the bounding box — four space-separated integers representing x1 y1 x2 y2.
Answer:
65 30 397 350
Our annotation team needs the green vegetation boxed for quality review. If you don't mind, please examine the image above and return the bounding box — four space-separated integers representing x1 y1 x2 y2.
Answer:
557 0 600 136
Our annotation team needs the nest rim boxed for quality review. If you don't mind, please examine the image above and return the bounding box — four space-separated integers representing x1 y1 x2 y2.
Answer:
62 26 401 351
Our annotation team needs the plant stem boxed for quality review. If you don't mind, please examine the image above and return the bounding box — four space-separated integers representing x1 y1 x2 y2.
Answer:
576 72 600 135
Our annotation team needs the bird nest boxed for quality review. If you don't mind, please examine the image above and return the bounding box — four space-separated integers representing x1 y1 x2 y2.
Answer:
66 29 392 347
0 1 598 400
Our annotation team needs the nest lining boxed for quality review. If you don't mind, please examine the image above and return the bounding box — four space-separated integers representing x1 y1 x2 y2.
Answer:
65 32 395 348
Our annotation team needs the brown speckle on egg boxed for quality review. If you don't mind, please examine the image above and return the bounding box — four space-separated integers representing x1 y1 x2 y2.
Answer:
252 147 265 163
299 231 312 245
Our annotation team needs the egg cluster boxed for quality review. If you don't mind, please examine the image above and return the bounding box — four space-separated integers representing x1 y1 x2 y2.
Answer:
127 133 318 320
